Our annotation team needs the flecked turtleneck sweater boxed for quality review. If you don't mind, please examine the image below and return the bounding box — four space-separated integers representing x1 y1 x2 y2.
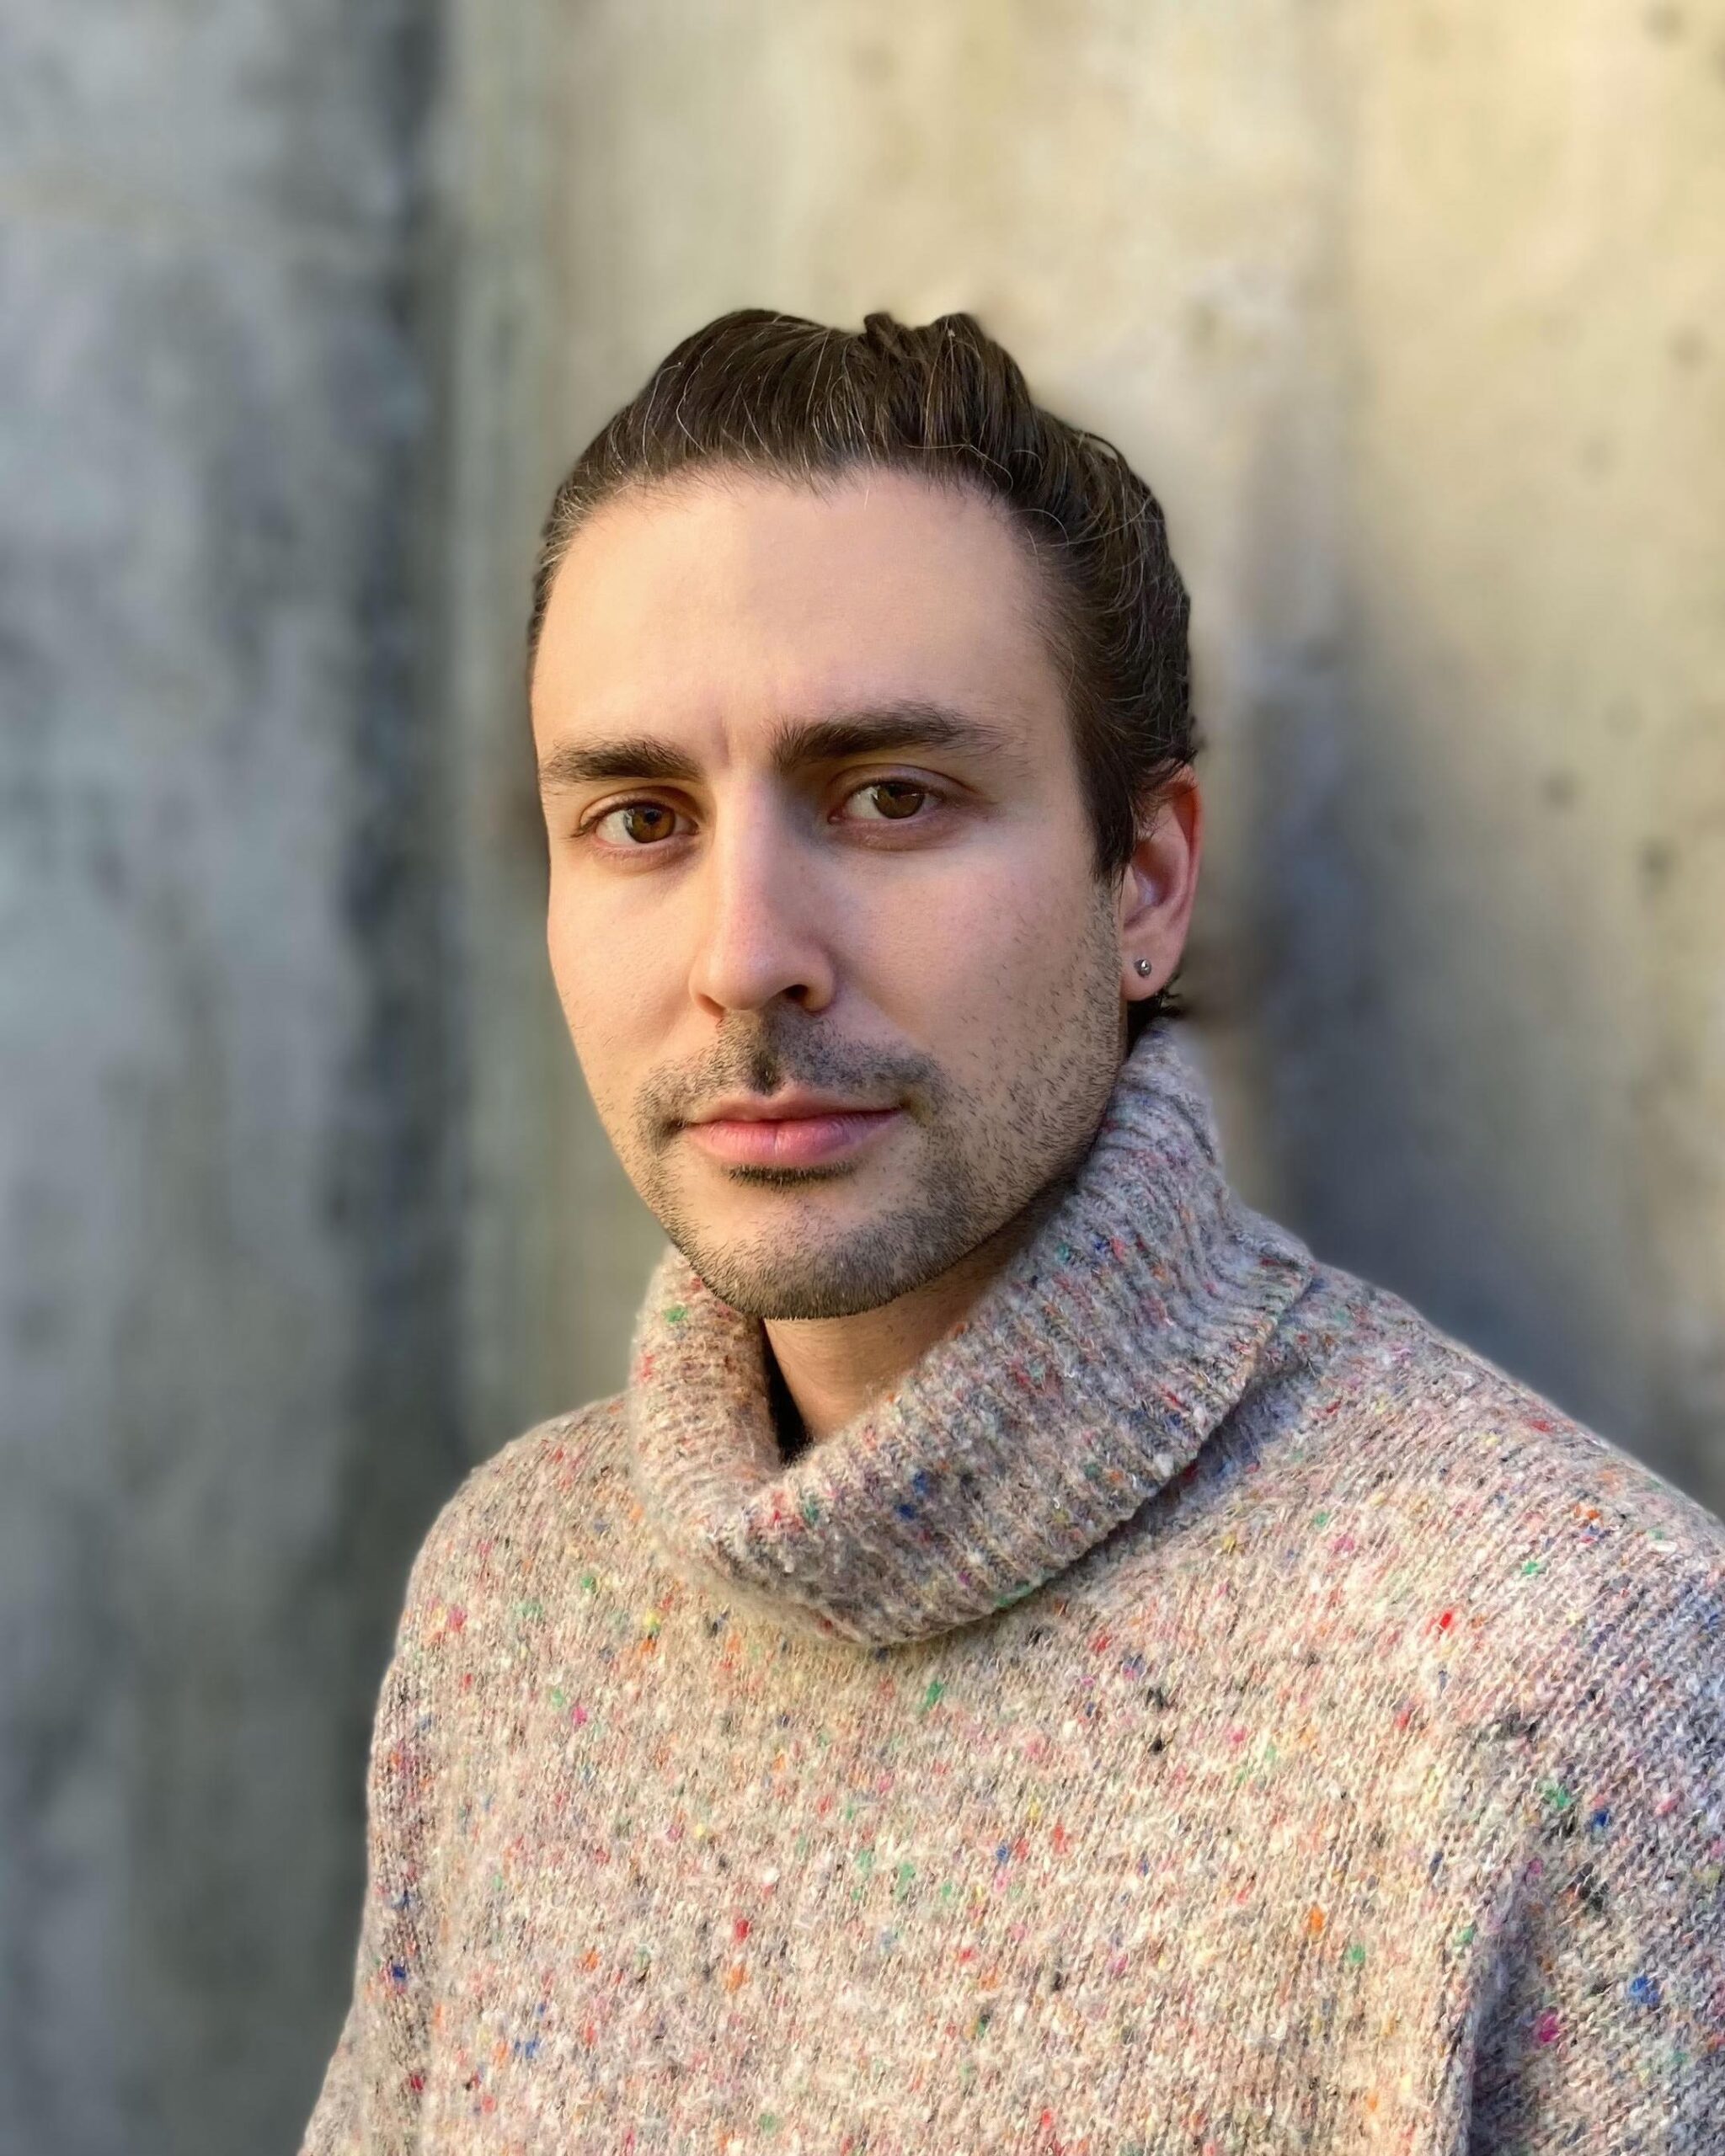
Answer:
302 1021 1725 2154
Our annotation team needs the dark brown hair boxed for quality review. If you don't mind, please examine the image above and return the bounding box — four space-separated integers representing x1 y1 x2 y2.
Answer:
528 309 1199 1043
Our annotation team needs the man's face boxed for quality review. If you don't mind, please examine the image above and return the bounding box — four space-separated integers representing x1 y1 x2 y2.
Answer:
531 467 1144 1321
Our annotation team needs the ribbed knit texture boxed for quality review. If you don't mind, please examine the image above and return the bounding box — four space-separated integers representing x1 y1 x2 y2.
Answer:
302 1022 1725 2154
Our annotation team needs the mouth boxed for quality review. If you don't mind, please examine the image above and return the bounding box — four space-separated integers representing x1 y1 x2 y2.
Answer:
681 1106 904 1170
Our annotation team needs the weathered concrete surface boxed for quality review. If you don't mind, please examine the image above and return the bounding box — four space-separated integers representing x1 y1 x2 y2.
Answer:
437 0 613 1465
1263 0 1725 1504
0 8 463 2153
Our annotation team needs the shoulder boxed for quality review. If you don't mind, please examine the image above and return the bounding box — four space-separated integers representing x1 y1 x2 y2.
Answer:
1354 1259 1716 1646
389 1394 632 1643
1276 1262 1725 1671
1311 1262 1723 1539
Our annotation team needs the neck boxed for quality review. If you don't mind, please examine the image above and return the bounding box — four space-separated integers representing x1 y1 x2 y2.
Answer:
763 1169 1077 1449
623 1017 1321 1647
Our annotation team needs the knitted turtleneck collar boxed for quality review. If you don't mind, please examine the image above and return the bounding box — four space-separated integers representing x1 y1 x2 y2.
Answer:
623 1021 1316 1649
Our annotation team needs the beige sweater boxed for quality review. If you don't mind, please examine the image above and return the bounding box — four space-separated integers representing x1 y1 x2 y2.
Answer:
302 1022 1725 2153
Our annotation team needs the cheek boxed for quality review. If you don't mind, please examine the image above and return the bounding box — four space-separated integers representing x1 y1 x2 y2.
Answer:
870 851 1097 1024
545 882 644 1043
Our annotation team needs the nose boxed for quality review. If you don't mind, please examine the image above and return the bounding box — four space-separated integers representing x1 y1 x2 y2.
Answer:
685 785 837 1019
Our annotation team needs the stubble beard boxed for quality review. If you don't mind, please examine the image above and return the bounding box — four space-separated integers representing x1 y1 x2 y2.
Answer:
614 897 1126 1321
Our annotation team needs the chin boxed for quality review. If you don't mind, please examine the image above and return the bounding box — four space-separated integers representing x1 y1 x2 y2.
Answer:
676 1224 952 1323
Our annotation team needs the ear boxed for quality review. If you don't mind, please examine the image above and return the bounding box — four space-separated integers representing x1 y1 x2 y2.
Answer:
1119 770 1203 1001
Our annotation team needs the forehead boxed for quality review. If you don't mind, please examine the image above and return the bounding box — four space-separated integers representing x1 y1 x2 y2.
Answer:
530 467 1065 750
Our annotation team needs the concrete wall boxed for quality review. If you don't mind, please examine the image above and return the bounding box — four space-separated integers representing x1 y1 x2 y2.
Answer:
0 8 464 2151
3 4 1720 2153
1284 0 1725 1500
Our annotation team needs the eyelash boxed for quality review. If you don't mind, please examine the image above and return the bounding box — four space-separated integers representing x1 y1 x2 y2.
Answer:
574 777 953 853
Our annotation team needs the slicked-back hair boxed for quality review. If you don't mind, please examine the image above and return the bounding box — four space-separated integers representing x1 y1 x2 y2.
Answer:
528 309 1199 1043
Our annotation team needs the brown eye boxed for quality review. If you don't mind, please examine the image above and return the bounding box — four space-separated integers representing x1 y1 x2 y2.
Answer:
852 780 929 822
590 800 681 846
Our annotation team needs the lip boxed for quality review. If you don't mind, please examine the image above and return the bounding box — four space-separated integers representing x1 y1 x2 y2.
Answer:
686 1089 895 1123
682 1105 904 1169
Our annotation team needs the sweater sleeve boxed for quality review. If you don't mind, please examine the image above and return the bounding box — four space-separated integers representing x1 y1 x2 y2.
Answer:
1468 1574 1725 2152
297 1547 444 2156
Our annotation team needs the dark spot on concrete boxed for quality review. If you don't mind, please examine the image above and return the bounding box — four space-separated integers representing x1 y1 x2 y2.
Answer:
1413 13 1450 61
1670 325 1708 368
80 784 128 901
1541 769 1578 808
849 36 895 86
1640 837 1677 892
1644 3 1685 37
11 1298 65 1353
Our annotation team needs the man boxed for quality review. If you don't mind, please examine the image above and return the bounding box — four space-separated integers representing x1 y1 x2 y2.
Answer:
302 311 1724 2153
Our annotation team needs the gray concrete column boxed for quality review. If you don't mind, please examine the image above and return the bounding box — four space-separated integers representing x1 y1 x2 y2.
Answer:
0 9 465 2151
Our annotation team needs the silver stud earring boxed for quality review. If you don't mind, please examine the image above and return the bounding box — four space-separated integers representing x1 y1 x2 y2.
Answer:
1134 958 1152 977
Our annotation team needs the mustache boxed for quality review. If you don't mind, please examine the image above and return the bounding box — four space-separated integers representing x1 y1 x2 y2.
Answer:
638 1023 942 1134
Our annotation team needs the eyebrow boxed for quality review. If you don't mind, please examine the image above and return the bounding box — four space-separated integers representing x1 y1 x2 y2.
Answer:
535 701 1027 793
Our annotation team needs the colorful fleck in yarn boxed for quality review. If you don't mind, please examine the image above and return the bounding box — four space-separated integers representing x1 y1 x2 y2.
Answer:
302 1021 1725 2154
